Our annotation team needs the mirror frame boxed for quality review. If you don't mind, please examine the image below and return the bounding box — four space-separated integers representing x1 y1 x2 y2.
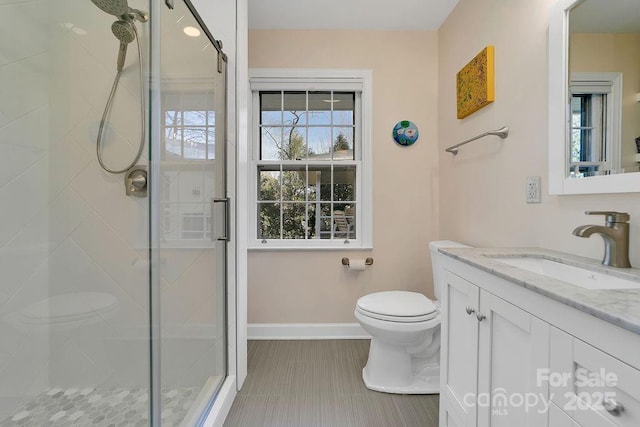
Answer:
548 0 640 194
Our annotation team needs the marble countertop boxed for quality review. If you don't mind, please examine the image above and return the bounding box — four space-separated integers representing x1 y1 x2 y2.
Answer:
439 247 640 336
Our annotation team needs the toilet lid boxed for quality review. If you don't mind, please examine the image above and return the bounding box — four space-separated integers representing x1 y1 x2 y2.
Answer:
18 292 118 325
356 291 438 322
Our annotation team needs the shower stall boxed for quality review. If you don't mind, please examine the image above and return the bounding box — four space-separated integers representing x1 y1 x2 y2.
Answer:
0 0 230 425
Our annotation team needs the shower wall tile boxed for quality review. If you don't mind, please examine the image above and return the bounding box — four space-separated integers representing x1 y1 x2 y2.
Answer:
0 107 49 189
0 53 48 127
48 138 91 201
48 188 91 250
161 250 220 389
0 1 48 67
0 266 48 359
157 249 203 287
49 86 93 148
46 235 148 388
0 157 48 247
47 236 147 331
70 160 148 248
70 211 149 311
161 328 218 388
0 187 87 307
0 340 49 406
179 341 218 386
188 295 219 324
0 0 32 4
49 239 118 295
68 43 121 111
0 209 49 305
44 0 151 392
48 335 111 387
162 249 217 324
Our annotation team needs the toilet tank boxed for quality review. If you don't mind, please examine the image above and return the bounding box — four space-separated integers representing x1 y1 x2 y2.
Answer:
428 240 471 301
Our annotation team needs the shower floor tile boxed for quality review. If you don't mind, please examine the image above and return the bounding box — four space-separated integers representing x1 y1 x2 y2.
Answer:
0 386 199 427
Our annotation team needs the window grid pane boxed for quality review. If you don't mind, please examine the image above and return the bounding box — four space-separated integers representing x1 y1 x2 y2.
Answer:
259 91 356 162
256 162 358 241
257 89 359 241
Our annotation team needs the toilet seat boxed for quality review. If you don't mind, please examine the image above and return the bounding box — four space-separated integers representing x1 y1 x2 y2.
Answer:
356 291 438 323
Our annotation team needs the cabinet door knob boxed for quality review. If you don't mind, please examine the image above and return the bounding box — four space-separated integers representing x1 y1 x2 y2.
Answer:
603 398 624 416
465 306 476 315
476 313 486 321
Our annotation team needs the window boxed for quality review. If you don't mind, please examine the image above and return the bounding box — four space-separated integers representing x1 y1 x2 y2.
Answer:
568 73 622 177
249 70 372 249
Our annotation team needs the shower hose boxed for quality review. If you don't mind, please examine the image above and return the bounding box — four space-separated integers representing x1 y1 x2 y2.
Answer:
96 24 145 174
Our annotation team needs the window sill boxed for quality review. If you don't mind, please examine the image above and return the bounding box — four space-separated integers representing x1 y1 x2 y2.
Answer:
248 243 373 251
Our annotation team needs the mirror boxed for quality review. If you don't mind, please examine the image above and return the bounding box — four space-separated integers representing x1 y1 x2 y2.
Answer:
549 0 640 194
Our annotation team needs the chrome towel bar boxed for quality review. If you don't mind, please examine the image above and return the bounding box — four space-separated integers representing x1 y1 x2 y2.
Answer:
445 126 509 155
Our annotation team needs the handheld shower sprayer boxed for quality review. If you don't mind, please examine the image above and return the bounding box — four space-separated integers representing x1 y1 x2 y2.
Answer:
90 0 148 175
111 20 135 72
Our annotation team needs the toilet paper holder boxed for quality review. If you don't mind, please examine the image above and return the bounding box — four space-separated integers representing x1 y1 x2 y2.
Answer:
341 257 374 266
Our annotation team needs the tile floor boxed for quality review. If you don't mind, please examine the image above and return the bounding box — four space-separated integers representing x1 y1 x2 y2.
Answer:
224 340 439 427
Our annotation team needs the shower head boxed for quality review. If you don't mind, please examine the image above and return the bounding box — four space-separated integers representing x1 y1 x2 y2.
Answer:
91 0 148 22
90 0 129 17
111 20 135 44
111 20 136 72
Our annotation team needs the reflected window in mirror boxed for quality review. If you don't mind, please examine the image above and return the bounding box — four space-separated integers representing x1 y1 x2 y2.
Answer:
569 74 621 177
162 90 216 160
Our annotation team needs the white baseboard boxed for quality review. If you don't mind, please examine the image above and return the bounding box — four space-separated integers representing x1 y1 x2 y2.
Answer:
248 323 371 340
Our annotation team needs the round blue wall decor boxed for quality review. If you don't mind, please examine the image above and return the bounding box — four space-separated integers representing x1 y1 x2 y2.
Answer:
392 120 419 146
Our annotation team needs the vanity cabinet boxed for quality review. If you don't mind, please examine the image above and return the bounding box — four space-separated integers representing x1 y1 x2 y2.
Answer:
439 253 640 427
440 271 550 427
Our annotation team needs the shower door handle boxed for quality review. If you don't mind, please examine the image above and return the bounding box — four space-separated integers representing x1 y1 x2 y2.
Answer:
212 197 230 242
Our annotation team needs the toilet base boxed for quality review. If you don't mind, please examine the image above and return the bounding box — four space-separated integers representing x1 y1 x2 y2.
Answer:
355 313 441 395
362 366 440 394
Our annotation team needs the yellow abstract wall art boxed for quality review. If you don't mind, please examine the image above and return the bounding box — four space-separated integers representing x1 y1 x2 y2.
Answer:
456 46 495 119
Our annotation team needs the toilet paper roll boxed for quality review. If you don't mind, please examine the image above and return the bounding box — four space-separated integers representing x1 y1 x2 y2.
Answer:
348 259 367 271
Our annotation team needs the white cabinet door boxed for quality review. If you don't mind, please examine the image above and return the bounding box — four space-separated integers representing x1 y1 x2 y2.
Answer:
476 291 550 427
550 328 640 427
441 271 481 427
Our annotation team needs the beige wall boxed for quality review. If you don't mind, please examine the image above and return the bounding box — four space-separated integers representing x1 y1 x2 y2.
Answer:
570 33 640 173
248 30 440 323
438 1 640 258
248 1 640 325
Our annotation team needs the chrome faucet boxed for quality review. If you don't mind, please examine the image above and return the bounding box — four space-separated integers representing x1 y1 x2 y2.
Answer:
572 211 631 268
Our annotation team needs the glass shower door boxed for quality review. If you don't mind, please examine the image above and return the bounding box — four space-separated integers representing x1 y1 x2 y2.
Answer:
150 0 228 424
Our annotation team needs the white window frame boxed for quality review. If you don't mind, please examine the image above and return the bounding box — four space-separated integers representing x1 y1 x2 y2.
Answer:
248 69 373 250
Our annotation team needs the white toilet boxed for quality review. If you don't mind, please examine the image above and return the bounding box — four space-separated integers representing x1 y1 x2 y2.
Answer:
354 240 470 394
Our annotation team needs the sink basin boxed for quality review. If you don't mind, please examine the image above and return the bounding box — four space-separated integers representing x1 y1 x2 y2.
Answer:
491 257 640 290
